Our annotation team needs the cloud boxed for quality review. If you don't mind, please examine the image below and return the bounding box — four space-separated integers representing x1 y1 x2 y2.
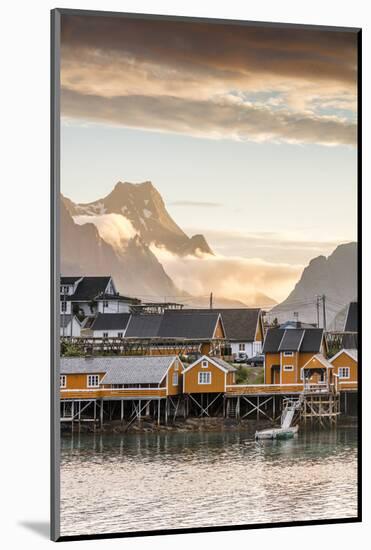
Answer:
60 14 358 147
149 244 302 303
62 89 356 146
73 213 137 250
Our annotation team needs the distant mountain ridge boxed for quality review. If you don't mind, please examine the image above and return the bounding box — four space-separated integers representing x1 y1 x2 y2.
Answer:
271 242 357 324
63 181 213 256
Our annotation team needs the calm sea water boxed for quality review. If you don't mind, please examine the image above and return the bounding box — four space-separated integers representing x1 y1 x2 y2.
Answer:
60 427 358 537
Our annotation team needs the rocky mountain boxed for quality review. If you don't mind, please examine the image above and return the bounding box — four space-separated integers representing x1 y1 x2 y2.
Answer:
61 200 180 298
270 242 357 325
63 181 213 256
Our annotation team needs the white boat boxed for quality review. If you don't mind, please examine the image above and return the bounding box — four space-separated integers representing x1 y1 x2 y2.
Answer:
255 425 299 440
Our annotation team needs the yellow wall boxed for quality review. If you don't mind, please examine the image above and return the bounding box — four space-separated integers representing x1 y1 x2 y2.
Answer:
331 352 357 383
213 318 225 338
61 372 104 390
265 351 319 384
184 358 226 393
255 314 264 342
165 358 184 395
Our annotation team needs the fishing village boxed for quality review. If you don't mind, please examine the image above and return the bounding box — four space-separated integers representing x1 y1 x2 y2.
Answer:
59 276 358 438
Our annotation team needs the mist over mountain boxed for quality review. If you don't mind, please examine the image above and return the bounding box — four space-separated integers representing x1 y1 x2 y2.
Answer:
270 242 357 324
61 199 180 298
64 181 213 256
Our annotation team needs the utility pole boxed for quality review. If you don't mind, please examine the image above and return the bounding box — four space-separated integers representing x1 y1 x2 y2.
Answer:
322 294 327 331
316 295 320 328
209 292 213 309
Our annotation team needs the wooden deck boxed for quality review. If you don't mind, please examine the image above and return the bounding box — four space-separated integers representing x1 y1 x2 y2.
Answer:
226 384 304 396
60 387 168 400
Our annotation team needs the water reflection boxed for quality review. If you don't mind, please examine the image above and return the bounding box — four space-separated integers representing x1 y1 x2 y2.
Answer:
60 428 358 537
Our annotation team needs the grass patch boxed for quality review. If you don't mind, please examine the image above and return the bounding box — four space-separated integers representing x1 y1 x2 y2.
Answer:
235 366 264 385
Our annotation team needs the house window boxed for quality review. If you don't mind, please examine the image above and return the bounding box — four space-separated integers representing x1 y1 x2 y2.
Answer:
60 285 69 294
60 375 66 388
239 343 245 351
117 332 123 338
61 301 67 312
283 351 294 357
103 332 108 339
283 365 294 371
338 367 350 379
198 372 211 384
173 372 179 386
104 301 109 308
174 362 179 371
87 375 100 387
202 360 208 368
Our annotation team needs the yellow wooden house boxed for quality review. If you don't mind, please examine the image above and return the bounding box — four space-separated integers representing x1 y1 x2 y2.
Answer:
263 327 326 386
183 355 236 394
329 348 358 390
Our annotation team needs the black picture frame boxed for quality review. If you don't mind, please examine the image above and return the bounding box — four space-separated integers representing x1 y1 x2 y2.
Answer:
51 8 362 542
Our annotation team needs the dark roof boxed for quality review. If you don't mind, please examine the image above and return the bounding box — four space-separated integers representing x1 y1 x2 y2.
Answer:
158 310 221 339
91 313 131 331
263 328 323 353
61 276 82 285
341 333 358 350
278 329 304 351
96 293 140 304
344 302 358 332
262 329 285 353
124 310 222 340
125 314 163 338
68 276 111 301
300 329 324 352
184 308 261 341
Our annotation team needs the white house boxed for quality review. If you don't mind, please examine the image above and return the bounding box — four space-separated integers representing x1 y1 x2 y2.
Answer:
60 314 83 338
60 276 140 317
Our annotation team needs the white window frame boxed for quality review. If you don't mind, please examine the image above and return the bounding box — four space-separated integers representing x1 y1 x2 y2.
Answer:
338 367 350 379
201 360 208 369
239 343 245 351
103 301 109 308
117 332 123 338
60 375 66 388
174 362 179 372
283 351 294 357
103 332 108 339
61 301 67 313
198 371 212 384
283 365 294 372
87 375 100 388
172 372 179 386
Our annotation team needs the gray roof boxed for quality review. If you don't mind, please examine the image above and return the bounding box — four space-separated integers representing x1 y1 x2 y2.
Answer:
61 356 112 374
263 328 323 353
91 313 131 331
101 356 177 385
211 357 237 372
184 308 261 341
344 302 358 332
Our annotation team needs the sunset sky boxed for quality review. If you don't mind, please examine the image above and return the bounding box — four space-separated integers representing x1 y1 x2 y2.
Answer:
60 14 358 302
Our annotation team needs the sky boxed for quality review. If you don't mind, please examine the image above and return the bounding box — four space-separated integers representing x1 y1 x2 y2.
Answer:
60 14 358 302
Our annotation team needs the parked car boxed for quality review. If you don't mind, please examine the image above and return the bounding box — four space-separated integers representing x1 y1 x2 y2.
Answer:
246 354 264 367
234 353 247 364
